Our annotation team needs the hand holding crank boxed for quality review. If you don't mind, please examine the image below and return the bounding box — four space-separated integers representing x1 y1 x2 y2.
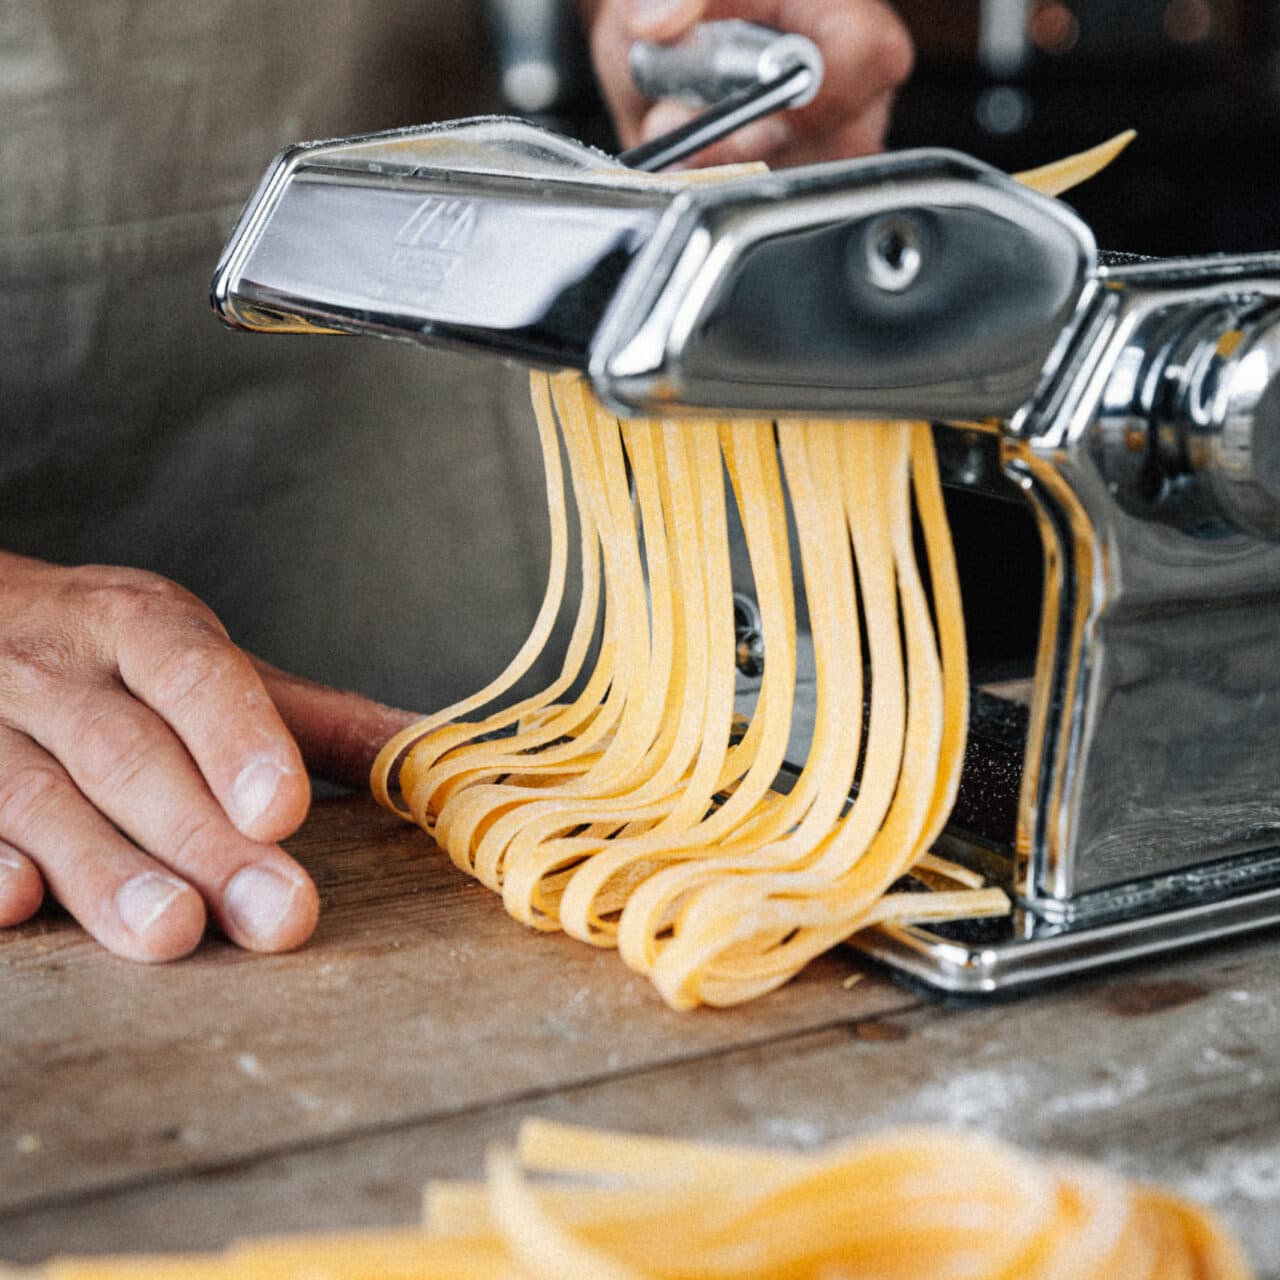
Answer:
584 0 914 167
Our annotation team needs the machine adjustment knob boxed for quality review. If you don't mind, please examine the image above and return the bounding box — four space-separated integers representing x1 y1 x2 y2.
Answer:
1095 301 1280 541
1186 315 1280 541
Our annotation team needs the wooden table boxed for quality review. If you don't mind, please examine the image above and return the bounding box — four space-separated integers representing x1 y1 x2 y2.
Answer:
3 795 1278 1273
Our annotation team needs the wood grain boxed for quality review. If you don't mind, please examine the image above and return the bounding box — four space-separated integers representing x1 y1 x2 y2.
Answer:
3 796 1277 1275
0 796 911 1220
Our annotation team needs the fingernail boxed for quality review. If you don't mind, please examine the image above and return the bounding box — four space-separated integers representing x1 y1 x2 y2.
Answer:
629 0 684 28
117 872 188 937
223 864 299 945
228 758 291 832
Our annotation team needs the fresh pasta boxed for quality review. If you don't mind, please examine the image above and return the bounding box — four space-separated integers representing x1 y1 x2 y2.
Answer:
32 1118 1253 1279
370 135 1136 1010
372 386 1001 1009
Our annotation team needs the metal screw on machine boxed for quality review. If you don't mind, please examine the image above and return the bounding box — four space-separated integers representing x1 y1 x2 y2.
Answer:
862 213 926 293
620 20 824 172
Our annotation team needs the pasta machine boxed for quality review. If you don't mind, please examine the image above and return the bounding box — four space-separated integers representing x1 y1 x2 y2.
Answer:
211 112 1280 994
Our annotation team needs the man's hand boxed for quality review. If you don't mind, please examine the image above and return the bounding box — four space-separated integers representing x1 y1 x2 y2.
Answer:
584 0 913 168
0 553 417 961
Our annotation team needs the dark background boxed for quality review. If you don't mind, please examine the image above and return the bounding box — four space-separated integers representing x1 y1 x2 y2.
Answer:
503 0 1280 256
887 0 1280 256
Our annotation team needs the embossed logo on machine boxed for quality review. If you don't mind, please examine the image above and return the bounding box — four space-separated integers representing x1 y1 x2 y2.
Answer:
396 196 479 251
384 196 480 297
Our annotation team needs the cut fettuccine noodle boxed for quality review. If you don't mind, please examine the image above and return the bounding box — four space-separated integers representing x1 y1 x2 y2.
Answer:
372 383 999 1009
1014 128 1134 196
370 137 1133 1010
33 1119 1253 1279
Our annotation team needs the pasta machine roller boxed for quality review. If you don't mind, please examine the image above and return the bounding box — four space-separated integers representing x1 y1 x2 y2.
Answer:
212 116 1280 993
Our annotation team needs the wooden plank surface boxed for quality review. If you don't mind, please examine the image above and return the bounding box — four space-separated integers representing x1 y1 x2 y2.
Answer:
3 795 1279 1274
0 798 909 1229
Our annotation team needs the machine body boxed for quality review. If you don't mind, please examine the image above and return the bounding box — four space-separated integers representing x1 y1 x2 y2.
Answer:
212 117 1280 992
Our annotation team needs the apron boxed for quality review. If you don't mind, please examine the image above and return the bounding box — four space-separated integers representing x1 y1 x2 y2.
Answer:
0 0 563 712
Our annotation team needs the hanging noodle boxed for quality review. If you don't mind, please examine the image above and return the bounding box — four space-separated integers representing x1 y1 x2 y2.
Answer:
34 1118 1253 1278
372 385 999 1009
370 134 1135 1010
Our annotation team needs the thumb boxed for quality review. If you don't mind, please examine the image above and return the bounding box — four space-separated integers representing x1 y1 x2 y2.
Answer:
250 656 420 792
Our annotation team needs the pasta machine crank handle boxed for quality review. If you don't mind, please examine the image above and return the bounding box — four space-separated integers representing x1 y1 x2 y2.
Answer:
620 20 823 172
619 63 815 172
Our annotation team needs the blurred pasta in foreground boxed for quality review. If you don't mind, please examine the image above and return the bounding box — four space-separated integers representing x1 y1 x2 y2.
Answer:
23 1118 1252 1278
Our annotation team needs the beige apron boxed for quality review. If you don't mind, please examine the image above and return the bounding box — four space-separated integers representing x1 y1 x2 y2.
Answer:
0 0 563 712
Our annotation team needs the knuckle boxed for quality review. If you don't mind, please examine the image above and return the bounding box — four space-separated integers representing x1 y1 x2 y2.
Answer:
74 705 157 795
837 114 890 160
0 764 63 843
64 566 224 642
0 634 79 705
148 641 245 710
811 3 914 95
97 572 203 628
870 7 915 87
164 809 221 874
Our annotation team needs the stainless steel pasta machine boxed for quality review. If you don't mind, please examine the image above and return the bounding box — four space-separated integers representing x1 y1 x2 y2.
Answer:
212 113 1280 994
